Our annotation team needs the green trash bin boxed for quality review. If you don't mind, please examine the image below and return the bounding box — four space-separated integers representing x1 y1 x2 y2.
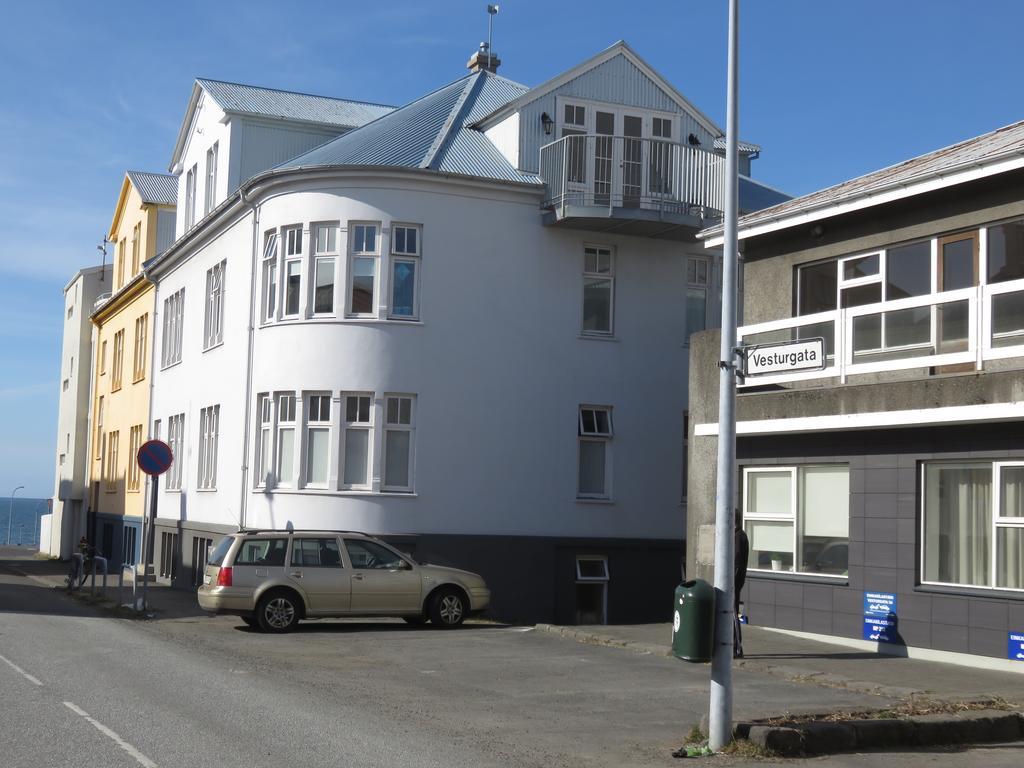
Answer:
671 579 715 662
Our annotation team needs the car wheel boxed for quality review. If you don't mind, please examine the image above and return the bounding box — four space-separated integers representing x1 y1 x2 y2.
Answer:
428 588 466 628
256 590 300 633
403 615 427 626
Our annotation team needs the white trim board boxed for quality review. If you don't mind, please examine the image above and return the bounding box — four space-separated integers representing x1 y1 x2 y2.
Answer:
757 626 1024 676
700 152 1024 248
694 402 1024 437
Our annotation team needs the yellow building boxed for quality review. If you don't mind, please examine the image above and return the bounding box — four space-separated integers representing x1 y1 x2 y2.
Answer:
89 171 176 564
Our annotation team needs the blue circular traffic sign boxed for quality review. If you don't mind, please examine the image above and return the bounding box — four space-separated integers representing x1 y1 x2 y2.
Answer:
137 439 174 476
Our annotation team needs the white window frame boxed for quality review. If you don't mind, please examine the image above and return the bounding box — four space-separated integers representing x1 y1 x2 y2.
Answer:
166 413 185 491
276 393 297 488
577 406 613 499
131 222 141 275
382 394 415 492
581 246 614 336
132 313 147 382
282 226 304 318
162 289 184 368
262 231 279 323
742 465 850 578
389 224 421 320
185 164 197 229
311 223 338 316
204 260 226 350
126 425 142 493
920 460 1024 593
204 142 218 216
105 430 119 492
197 405 219 490
347 222 380 318
111 330 125 391
255 394 273 488
303 393 332 488
341 392 374 490
685 256 710 341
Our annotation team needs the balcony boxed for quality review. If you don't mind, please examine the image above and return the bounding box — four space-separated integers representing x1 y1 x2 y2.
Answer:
539 135 725 240
737 279 1024 387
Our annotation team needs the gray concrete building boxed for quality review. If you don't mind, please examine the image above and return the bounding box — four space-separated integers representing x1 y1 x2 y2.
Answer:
688 121 1024 669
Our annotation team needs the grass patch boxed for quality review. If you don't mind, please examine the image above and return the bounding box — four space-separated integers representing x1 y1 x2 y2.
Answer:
720 739 779 759
753 697 1016 728
684 725 706 744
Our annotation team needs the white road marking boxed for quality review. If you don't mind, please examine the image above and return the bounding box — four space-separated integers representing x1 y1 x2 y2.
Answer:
63 701 158 768
0 652 43 686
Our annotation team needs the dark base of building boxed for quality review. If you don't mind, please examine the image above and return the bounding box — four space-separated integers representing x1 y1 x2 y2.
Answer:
151 518 684 626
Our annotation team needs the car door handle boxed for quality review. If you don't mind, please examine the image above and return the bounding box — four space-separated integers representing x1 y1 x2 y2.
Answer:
289 572 303 578
353 573 364 580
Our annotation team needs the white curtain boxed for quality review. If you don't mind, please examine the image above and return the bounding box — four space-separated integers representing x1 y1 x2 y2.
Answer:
924 464 990 586
998 466 1024 588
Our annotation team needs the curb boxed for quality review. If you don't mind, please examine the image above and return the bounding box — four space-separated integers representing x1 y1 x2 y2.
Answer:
534 623 670 657
735 709 1024 756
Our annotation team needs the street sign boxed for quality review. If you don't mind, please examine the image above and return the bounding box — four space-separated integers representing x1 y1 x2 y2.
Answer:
741 337 826 377
863 615 898 644
137 439 173 477
863 591 897 617
1009 632 1024 661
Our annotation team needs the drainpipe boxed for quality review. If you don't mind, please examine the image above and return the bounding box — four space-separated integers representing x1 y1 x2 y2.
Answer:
238 187 259 531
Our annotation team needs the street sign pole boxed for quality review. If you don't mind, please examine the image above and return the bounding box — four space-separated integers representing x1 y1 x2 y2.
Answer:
136 439 174 613
141 472 158 612
709 0 740 752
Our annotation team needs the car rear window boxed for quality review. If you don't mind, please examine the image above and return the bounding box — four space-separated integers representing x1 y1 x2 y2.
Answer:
234 538 288 566
207 536 234 567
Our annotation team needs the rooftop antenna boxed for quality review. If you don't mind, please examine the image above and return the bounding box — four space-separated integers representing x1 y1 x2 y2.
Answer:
97 237 109 283
487 4 499 60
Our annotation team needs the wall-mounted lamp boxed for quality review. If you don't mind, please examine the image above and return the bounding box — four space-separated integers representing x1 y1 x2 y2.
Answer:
541 112 553 136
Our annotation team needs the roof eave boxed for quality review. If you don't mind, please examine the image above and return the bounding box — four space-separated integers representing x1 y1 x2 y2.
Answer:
699 149 1024 247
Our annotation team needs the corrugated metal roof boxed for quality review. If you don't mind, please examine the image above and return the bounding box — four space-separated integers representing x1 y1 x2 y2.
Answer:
705 120 1024 239
278 71 541 186
197 78 394 128
712 137 761 154
126 170 177 205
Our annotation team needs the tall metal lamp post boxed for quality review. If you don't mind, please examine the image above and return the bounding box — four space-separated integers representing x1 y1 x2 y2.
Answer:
7 485 24 546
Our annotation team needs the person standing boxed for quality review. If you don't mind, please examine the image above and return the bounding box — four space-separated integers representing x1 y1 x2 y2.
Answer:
734 516 749 658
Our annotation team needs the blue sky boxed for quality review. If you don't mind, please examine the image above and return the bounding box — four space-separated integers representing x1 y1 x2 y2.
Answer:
1 0 1022 496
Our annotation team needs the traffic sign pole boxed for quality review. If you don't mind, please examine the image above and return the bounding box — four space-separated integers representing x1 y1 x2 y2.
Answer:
136 440 173 613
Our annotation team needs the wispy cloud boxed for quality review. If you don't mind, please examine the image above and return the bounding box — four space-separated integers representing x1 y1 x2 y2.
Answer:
0 381 52 400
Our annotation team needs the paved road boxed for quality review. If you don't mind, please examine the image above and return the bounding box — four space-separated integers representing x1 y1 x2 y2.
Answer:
1 557 1021 767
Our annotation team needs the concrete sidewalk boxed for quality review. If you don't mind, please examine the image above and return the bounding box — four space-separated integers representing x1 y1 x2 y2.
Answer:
535 622 1024 706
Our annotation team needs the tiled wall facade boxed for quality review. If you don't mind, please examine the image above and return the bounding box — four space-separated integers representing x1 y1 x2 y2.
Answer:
739 424 1024 661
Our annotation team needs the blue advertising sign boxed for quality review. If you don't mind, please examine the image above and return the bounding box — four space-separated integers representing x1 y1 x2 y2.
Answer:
863 591 897 617
1009 632 1024 662
863 616 898 644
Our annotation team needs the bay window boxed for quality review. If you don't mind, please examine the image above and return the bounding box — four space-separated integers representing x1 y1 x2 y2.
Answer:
312 223 338 315
743 465 850 576
389 224 420 319
304 394 331 487
262 232 278 322
283 227 303 317
383 394 415 491
348 223 379 316
342 392 373 489
276 393 296 487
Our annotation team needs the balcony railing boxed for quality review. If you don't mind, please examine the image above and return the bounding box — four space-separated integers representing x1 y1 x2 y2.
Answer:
539 134 725 218
737 279 1024 387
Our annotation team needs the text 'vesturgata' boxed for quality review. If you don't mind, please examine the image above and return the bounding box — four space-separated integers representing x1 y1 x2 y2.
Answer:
750 347 819 369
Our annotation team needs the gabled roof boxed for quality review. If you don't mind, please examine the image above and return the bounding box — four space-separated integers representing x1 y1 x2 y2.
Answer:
473 41 724 138
126 171 177 206
109 170 177 239
276 71 542 186
170 78 395 171
700 119 1024 245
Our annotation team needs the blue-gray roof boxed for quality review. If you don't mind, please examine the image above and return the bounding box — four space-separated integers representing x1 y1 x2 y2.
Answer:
277 72 542 186
126 170 177 205
197 78 394 129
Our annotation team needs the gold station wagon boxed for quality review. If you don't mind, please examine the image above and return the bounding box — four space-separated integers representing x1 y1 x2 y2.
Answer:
197 530 491 632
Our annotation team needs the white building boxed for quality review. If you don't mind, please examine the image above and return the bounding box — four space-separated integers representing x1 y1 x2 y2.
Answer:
146 42 787 623
46 265 106 558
